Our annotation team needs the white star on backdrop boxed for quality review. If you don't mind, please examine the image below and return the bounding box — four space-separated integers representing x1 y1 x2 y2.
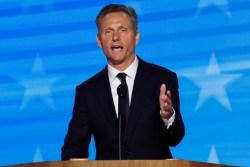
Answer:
208 145 219 164
196 0 232 17
18 55 60 111
33 146 43 162
183 52 242 111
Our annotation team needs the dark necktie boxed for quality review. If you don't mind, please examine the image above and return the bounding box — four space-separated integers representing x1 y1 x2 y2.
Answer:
117 73 129 133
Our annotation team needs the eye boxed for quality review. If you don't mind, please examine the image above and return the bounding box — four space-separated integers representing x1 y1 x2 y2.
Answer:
120 28 127 32
103 29 113 37
105 29 111 34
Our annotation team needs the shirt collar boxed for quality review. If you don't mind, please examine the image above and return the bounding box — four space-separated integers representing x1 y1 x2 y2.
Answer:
108 56 139 83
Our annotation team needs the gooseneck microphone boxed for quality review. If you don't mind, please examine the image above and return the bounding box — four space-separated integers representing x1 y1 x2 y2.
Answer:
117 73 129 160
117 84 128 97
117 84 127 160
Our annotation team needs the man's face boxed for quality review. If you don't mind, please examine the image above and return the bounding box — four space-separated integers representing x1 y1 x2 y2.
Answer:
96 12 140 70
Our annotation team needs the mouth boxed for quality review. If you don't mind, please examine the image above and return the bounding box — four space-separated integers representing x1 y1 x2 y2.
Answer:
111 45 123 52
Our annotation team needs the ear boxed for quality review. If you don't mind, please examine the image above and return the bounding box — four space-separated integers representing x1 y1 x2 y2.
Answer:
135 31 140 46
96 34 102 48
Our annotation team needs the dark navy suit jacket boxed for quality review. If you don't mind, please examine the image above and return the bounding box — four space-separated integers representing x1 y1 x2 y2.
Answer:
61 57 185 160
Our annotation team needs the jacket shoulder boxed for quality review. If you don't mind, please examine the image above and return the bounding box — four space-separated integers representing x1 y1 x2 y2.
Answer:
77 66 107 90
139 58 176 78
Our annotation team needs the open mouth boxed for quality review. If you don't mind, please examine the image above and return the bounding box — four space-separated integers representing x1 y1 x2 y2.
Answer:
111 45 123 52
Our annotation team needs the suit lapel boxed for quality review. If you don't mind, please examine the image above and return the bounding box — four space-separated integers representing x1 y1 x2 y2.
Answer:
126 59 150 142
93 67 118 133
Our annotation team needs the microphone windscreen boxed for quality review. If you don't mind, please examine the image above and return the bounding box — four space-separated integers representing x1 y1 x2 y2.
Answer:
117 84 127 97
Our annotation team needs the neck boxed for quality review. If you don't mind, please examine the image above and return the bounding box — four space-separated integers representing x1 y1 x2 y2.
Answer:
109 54 136 71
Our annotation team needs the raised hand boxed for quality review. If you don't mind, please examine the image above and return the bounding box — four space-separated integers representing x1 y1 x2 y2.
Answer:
159 84 173 120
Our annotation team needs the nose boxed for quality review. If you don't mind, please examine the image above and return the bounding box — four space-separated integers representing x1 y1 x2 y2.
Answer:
112 31 120 41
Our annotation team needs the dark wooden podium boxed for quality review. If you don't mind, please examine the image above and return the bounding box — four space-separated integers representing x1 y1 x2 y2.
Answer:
4 160 238 167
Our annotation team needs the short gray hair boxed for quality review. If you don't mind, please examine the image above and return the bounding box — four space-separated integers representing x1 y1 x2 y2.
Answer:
96 4 138 33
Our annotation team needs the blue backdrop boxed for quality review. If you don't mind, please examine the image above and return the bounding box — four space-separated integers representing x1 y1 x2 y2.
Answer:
0 0 250 166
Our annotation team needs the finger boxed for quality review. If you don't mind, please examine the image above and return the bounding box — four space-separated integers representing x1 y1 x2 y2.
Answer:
165 96 172 107
166 90 171 98
160 109 172 119
160 84 166 97
165 90 172 106
163 102 171 111
159 84 166 108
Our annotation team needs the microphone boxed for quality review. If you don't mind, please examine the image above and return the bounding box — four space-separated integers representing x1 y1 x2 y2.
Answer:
117 84 127 98
117 83 127 160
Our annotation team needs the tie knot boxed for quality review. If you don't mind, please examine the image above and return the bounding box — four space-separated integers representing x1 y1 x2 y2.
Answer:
117 73 127 84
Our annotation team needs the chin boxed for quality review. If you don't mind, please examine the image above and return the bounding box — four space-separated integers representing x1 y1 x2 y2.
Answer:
108 57 125 66
109 54 125 61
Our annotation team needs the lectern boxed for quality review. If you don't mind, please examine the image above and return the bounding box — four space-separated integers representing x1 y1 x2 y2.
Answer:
3 160 238 167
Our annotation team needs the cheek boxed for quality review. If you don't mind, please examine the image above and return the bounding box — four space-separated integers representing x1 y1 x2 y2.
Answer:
101 42 112 55
100 39 110 49
126 38 137 49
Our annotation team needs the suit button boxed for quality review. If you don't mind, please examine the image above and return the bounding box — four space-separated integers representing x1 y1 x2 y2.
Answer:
125 150 131 155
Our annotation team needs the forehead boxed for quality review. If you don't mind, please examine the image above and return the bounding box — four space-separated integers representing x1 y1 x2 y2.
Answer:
101 12 133 27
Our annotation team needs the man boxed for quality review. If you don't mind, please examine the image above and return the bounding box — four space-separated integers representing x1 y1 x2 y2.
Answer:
61 4 185 160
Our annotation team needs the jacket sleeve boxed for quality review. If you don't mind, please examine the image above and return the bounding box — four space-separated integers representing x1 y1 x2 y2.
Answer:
164 72 185 146
61 85 91 160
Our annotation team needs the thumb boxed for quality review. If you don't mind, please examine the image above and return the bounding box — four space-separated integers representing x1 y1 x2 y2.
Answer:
160 84 166 97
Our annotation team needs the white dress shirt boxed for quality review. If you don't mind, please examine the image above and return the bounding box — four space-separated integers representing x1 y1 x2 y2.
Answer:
108 56 175 128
